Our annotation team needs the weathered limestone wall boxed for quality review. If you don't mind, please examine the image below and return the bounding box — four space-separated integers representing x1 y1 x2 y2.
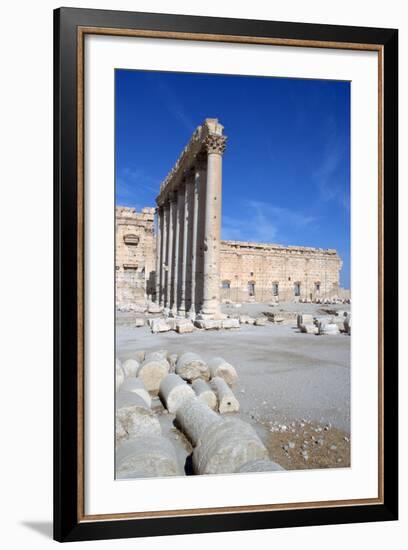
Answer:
115 206 156 306
219 240 342 302
115 215 343 306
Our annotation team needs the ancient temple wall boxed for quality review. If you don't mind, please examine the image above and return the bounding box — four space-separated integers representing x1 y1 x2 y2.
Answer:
115 206 156 306
219 241 342 303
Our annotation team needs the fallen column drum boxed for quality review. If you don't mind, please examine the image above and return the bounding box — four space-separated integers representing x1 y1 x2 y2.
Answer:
159 374 195 414
193 417 269 475
116 435 184 479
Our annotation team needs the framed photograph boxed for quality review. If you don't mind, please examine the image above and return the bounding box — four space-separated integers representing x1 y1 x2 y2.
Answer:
54 7 398 542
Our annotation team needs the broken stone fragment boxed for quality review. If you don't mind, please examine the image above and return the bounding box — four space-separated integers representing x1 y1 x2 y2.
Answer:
300 324 318 335
175 320 194 333
194 319 222 330
116 435 183 478
239 315 255 325
254 317 267 326
165 318 177 330
176 352 210 382
210 376 240 413
151 319 171 333
159 373 195 414
318 322 340 335
222 318 240 329
115 392 161 445
207 356 238 386
297 313 314 327
134 317 145 327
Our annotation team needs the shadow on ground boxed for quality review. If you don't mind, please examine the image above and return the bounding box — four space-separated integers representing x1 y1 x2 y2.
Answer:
21 521 53 539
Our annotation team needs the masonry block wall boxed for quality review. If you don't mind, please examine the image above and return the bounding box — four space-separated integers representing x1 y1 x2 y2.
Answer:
115 206 156 306
219 241 342 303
115 209 343 307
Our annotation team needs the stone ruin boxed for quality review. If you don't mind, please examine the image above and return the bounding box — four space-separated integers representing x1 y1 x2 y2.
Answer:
115 350 284 478
115 119 348 311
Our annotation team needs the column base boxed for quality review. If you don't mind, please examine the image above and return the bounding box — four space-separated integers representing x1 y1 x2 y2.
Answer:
186 310 196 321
177 310 186 318
196 307 226 321
169 307 178 318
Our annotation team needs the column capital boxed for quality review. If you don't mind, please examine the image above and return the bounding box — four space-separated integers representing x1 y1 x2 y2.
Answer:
203 134 227 155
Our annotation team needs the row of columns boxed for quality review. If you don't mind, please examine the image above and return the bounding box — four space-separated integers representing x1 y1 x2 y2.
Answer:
155 120 227 319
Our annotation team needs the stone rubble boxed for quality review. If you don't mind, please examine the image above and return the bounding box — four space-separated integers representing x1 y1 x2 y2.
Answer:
116 391 161 446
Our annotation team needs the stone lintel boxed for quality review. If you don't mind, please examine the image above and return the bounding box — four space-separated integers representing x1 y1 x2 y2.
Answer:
156 118 226 206
221 240 340 258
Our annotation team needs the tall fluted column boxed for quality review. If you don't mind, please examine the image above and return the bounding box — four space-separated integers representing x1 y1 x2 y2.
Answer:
185 174 194 314
179 177 190 315
161 203 168 307
172 190 182 315
155 206 162 304
199 134 226 318
189 155 205 318
166 194 175 311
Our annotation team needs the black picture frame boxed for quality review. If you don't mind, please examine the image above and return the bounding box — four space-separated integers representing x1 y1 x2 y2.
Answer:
54 7 398 542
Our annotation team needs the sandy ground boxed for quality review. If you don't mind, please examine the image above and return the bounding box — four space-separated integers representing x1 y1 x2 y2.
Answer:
117 301 351 472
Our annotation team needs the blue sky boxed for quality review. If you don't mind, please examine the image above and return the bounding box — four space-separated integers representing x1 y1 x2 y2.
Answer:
115 70 350 288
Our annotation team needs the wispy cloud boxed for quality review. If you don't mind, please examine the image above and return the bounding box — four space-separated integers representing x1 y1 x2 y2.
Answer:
313 117 349 209
222 199 317 244
116 167 159 208
149 74 195 133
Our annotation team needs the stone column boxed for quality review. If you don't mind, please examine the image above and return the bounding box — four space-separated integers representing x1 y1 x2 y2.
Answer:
184 174 194 315
155 206 162 304
189 156 205 318
166 194 175 312
179 176 190 316
199 134 226 318
160 202 169 307
172 190 182 316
